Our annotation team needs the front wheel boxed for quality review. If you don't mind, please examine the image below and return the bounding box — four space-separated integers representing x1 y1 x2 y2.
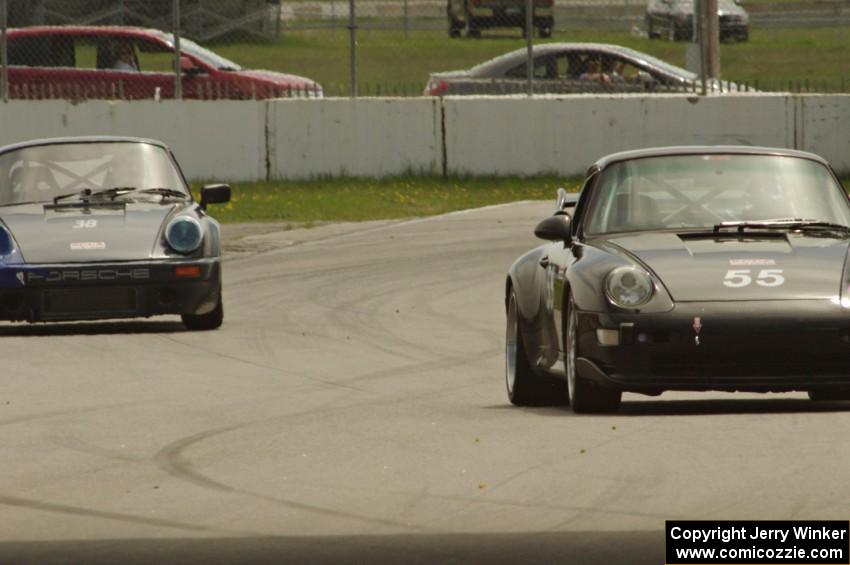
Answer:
182 290 223 330
506 288 560 405
565 294 621 413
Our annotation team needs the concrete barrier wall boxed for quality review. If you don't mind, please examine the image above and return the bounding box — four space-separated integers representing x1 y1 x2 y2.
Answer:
0 100 267 181
443 94 795 176
268 98 442 179
0 94 848 180
797 95 850 174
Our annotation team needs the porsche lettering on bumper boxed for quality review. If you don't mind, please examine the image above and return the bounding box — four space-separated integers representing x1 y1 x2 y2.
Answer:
22 268 151 284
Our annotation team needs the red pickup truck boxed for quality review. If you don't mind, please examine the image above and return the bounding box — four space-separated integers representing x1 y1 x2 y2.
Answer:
2 26 322 100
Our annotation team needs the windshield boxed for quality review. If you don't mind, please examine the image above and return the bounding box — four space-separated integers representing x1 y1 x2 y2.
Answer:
0 142 187 206
584 154 850 235
153 30 242 71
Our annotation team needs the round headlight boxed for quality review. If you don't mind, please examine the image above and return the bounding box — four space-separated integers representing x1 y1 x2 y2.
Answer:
605 266 654 308
165 216 203 254
0 225 15 257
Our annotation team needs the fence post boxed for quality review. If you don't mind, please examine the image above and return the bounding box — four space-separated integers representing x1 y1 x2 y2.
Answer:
349 0 357 97
403 0 409 39
1 0 7 104
525 0 533 96
173 0 182 100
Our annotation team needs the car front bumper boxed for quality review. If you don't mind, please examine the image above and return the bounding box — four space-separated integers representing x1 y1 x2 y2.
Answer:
0 259 221 322
576 300 850 394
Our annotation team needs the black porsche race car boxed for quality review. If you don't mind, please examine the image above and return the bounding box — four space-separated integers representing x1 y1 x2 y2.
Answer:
0 137 230 329
506 146 850 412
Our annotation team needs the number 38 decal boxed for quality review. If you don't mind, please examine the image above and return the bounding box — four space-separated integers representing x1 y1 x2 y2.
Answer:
723 269 785 288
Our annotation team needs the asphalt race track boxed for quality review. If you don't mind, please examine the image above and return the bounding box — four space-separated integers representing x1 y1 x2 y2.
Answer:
2 201 850 564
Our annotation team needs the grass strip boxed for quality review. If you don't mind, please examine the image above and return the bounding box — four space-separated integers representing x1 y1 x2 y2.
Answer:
193 175 580 223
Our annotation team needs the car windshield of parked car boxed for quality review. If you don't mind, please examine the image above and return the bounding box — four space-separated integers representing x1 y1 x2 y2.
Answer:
149 30 241 71
0 142 187 206
584 154 850 234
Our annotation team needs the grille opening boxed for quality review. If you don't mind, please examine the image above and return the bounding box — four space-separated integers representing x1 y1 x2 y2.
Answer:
2 294 23 313
158 288 177 306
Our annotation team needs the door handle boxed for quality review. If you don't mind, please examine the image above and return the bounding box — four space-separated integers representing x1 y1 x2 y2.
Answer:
539 255 550 269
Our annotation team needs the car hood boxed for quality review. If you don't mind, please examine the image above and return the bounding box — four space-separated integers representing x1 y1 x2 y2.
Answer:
1 202 180 263
230 69 320 88
431 70 472 79
601 231 848 301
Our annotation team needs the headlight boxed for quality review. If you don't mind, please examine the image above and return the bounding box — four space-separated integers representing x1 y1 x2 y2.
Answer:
0 225 15 257
165 216 203 254
605 266 654 308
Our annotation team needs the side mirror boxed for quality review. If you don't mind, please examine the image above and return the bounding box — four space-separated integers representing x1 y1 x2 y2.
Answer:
200 183 231 210
534 214 572 244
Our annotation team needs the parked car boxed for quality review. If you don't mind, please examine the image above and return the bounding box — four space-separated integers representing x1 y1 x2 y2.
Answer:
424 43 748 95
646 0 749 42
506 146 850 412
447 0 554 38
2 26 322 100
0 137 229 329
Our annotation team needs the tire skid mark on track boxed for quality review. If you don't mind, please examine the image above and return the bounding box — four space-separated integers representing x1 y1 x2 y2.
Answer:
47 430 146 464
338 347 500 387
299 261 495 366
150 334 376 395
0 494 217 533
0 402 141 429
153 426 431 532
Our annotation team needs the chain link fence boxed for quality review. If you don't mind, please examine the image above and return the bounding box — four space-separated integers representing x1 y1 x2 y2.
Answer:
1 0 849 100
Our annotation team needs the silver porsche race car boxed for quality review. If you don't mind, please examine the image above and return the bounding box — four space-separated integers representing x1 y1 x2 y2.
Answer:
0 136 230 329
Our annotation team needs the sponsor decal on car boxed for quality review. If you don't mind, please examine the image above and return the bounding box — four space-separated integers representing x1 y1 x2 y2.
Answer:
729 258 776 266
70 241 107 250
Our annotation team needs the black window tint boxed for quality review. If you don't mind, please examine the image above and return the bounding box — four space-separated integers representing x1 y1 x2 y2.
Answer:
8 35 75 67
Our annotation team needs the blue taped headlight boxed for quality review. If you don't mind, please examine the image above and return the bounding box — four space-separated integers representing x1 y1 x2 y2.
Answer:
0 225 14 257
165 216 203 254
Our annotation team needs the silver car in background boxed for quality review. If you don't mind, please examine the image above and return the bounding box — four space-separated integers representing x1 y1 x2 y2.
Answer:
646 0 749 42
424 43 749 96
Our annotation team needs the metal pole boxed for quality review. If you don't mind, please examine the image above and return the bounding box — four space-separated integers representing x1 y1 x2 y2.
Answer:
704 0 720 79
698 0 706 95
525 0 533 96
173 0 182 100
349 0 357 97
403 0 409 39
1 0 7 104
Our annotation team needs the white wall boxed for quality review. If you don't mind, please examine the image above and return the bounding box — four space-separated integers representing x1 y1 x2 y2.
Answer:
0 94 849 180
268 97 442 179
0 100 267 181
797 95 850 173
443 94 794 176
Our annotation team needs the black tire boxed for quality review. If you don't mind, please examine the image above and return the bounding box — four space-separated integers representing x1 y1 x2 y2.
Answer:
538 26 552 38
182 291 223 330
506 288 559 405
565 293 621 413
808 389 850 401
467 27 481 38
